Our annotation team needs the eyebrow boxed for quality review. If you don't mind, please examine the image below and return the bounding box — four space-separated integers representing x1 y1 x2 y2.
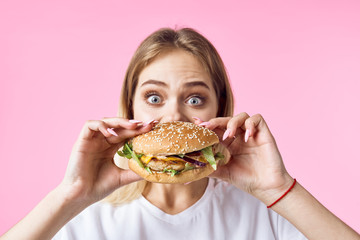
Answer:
140 79 168 87
140 79 210 90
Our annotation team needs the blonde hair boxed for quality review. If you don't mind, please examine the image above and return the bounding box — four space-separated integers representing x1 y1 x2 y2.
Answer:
105 27 234 206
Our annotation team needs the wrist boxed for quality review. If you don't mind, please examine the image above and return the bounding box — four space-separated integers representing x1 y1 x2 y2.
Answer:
54 182 92 211
254 173 295 206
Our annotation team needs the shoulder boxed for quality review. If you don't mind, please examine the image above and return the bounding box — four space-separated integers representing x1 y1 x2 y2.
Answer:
53 200 142 239
74 199 142 225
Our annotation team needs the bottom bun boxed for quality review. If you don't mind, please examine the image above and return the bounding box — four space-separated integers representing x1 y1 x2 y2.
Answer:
128 159 215 184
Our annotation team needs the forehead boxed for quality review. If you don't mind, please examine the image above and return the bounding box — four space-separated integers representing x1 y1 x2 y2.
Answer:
138 50 212 87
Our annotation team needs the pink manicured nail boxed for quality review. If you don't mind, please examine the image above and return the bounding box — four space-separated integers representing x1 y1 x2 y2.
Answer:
107 128 118 137
199 121 210 126
144 119 155 126
222 129 231 141
192 117 201 121
244 129 250 142
129 119 143 123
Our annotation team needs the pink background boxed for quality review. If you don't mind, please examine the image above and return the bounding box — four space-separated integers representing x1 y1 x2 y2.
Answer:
1 0 359 234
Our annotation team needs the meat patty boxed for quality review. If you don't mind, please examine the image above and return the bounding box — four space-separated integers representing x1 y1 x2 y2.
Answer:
147 160 186 171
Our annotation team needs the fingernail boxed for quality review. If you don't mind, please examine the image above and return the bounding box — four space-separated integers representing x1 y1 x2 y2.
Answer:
107 128 118 137
144 119 155 126
222 129 231 141
199 121 210 126
129 119 142 123
244 129 250 142
192 117 201 121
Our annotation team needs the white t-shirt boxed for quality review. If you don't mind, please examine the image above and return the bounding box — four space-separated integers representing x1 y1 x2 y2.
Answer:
53 178 307 240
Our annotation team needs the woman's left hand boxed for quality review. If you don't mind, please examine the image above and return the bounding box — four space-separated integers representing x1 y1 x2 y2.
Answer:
195 113 294 205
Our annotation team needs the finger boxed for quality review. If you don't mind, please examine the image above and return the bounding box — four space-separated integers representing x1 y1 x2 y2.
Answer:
192 117 214 128
101 117 143 129
118 169 143 186
207 113 250 141
109 124 154 141
192 117 204 125
82 120 113 139
243 114 266 141
202 117 232 130
222 112 250 140
81 118 140 140
195 117 232 143
81 119 153 142
106 167 143 190
111 120 161 144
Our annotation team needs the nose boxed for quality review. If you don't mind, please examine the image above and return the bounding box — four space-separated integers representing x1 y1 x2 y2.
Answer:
160 99 188 122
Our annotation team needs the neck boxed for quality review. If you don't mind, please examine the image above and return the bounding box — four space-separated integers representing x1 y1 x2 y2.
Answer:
142 178 209 215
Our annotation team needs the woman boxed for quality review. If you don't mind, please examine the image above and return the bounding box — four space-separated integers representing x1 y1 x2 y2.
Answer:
1 28 359 240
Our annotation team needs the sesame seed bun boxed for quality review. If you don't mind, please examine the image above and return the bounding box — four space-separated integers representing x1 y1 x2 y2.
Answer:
129 121 220 184
132 121 219 155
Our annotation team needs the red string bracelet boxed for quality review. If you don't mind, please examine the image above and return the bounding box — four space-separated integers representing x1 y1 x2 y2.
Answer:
267 178 297 208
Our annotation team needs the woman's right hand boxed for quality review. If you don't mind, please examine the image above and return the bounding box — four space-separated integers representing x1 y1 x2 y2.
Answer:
0 118 155 240
59 118 154 206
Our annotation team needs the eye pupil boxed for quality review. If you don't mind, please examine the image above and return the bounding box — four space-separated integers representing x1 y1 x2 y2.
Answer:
149 96 160 104
189 97 200 105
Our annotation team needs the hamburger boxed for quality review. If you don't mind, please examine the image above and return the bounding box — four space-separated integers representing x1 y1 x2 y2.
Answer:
118 121 224 184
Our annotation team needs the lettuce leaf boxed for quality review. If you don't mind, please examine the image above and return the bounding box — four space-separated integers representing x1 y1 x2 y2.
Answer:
163 168 179 176
201 146 217 170
117 144 132 159
182 162 195 172
145 166 153 174
120 143 144 168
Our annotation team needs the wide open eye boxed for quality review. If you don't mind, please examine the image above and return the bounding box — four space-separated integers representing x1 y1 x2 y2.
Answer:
147 95 162 104
186 96 203 106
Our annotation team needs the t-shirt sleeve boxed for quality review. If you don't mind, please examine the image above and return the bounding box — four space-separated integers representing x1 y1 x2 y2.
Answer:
52 228 65 240
52 225 76 240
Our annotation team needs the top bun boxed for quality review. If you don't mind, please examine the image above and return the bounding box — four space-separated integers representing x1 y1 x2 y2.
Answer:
132 121 219 155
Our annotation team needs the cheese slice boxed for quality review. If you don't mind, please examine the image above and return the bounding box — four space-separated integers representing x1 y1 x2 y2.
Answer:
140 155 185 164
141 155 153 164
